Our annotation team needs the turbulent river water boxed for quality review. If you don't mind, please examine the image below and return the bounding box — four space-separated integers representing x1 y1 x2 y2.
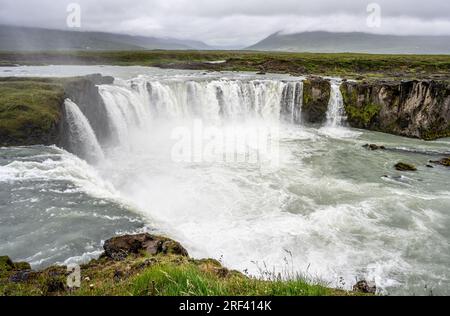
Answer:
1 66 450 295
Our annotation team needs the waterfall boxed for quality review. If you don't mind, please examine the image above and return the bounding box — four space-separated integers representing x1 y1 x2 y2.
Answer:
63 99 105 163
325 82 347 128
97 77 304 147
281 82 303 123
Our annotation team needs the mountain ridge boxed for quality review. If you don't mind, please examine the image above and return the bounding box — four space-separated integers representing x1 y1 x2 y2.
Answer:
247 31 450 54
0 25 213 51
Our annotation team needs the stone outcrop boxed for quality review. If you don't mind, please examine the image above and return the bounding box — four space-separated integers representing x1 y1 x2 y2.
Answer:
395 162 417 171
102 233 189 261
363 144 386 151
430 157 450 167
301 77 331 124
353 280 377 294
341 80 450 140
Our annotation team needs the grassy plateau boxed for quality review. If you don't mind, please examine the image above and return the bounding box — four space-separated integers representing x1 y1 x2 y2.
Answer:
1 50 450 79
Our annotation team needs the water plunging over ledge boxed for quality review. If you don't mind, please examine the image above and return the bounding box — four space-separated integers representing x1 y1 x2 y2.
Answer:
326 81 347 128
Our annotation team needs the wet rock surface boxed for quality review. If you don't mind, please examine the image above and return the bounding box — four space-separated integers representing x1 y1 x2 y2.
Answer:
353 280 377 294
395 162 417 171
103 233 189 261
341 80 450 140
430 157 450 167
363 143 386 151
301 77 331 124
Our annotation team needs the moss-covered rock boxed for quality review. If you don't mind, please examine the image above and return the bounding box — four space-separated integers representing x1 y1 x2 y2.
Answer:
341 80 450 140
102 233 189 261
301 77 331 123
395 162 417 171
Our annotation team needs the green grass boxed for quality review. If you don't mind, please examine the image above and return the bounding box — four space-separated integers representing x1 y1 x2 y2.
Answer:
0 78 64 146
127 263 332 296
71 258 340 296
1 50 450 79
1 252 360 296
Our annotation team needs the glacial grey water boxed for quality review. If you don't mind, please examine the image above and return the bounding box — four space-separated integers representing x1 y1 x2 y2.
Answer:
1 66 450 295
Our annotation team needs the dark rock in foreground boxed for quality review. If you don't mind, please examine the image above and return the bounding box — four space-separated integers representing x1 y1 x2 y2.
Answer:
353 280 377 294
103 233 189 261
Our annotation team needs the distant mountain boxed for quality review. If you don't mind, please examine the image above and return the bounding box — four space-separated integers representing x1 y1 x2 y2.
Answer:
0 25 213 51
247 31 450 54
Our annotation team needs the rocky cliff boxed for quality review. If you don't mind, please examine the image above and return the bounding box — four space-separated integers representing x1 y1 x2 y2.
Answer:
0 74 114 148
301 77 331 124
341 80 450 140
61 74 115 148
0 78 64 147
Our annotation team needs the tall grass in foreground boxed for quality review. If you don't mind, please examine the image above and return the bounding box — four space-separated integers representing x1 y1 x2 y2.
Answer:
128 263 332 296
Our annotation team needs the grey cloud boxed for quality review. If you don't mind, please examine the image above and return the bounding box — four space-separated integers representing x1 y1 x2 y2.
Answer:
0 0 449 46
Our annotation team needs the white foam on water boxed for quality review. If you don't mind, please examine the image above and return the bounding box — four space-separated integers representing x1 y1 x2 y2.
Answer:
0 147 118 202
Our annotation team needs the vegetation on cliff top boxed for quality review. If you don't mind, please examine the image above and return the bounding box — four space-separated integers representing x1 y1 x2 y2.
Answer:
0 234 365 296
0 78 64 146
1 50 450 79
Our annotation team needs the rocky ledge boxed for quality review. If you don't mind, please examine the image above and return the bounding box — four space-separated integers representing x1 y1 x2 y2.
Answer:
0 74 114 147
0 233 371 296
341 80 450 140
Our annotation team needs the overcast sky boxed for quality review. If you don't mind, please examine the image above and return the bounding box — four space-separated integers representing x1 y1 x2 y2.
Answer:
1 0 449 46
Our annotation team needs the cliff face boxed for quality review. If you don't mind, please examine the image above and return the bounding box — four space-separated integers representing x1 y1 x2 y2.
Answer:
0 78 64 147
62 74 115 147
301 77 331 124
341 80 450 140
0 75 114 148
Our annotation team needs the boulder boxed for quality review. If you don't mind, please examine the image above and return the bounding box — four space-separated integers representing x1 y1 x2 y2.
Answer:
103 234 189 261
430 157 450 167
353 280 377 294
363 144 386 151
301 77 331 124
395 162 417 171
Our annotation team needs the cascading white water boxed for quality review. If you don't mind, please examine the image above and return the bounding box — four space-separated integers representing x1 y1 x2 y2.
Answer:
97 77 303 148
63 99 105 163
281 82 303 124
325 82 347 128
